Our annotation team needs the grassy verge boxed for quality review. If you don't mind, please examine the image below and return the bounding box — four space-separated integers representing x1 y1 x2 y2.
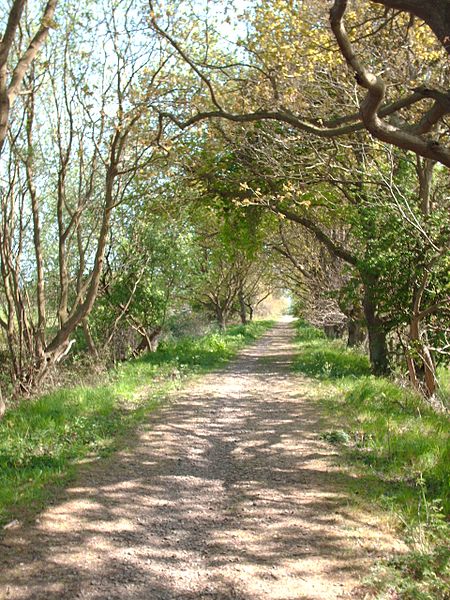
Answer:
293 320 450 600
0 320 273 529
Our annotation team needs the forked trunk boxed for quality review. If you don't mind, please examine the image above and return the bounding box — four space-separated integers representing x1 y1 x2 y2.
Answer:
134 327 162 355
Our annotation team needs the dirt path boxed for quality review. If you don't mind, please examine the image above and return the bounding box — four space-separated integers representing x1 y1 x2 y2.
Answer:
0 319 401 600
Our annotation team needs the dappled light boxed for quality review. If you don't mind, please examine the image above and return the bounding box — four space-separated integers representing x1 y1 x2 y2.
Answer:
0 322 401 599
0 1 449 597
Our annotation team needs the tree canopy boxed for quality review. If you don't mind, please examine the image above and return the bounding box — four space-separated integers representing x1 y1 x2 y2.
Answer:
0 0 448 403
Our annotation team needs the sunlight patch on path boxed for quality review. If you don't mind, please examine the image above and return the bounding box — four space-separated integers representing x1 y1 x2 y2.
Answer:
0 321 402 600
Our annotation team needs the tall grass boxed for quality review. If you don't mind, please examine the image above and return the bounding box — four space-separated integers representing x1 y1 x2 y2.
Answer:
0 320 273 528
293 320 450 600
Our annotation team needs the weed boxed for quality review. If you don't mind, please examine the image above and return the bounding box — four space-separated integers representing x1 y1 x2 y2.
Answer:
320 430 351 444
293 321 370 379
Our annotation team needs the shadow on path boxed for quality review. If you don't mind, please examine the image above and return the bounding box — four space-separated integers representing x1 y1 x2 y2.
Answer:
0 321 400 600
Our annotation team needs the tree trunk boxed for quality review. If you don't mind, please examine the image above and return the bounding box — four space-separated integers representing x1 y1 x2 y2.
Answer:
134 327 162 355
0 388 5 420
407 316 438 397
366 323 389 375
422 345 437 398
25 85 46 360
82 318 98 358
362 279 390 375
134 334 151 355
347 308 365 347
370 0 450 55
216 307 226 331
238 286 247 325
417 157 435 216
0 0 59 156
148 327 162 352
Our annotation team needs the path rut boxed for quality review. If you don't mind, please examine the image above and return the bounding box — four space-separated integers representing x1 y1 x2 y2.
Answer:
0 319 400 600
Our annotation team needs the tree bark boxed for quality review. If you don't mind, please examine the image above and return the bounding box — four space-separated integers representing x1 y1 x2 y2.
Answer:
247 304 254 322
416 157 435 216
371 0 450 55
362 278 390 375
134 327 162 355
216 307 227 331
82 318 98 358
0 0 59 156
238 286 247 325
45 134 121 356
25 83 46 362
0 388 5 420
347 317 365 347
330 0 450 168
407 306 438 398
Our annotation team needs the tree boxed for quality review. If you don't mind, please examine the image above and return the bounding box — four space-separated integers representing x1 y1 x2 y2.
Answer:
0 0 59 155
330 0 450 167
0 0 168 393
242 130 450 390
270 221 354 343
92 208 195 361
178 112 449 388
148 0 450 168
370 0 450 54
143 1 449 390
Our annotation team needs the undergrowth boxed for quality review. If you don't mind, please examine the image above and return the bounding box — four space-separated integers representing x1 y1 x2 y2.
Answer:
0 320 273 529
293 320 450 600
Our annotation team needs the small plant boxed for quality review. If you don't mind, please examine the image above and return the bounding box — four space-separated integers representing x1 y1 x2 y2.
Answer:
320 429 351 444
322 361 332 377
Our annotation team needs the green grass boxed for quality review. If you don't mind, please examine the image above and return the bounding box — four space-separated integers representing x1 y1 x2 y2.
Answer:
293 320 450 600
293 325 371 379
0 320 273 528
437 365 450 408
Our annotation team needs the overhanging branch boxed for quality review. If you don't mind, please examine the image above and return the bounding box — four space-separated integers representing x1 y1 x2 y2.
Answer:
330 0 450 168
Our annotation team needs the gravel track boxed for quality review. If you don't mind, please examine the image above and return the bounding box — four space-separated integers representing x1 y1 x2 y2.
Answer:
0 319 401 600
